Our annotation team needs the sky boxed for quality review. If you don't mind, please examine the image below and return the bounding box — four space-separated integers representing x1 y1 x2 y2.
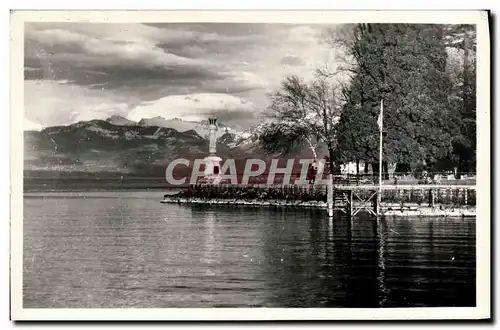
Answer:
24 22 340 130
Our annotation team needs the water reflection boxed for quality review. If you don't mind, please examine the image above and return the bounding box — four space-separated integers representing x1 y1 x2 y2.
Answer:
376 218 389 307
23 192 476 308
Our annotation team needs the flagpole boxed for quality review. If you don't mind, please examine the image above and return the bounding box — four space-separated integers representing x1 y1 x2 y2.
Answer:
378 100 383 216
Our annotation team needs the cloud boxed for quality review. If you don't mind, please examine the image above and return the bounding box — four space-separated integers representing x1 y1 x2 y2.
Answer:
24 22 337 128
25 26 221 88
24 117 42 131
127 93 258 124
199 71 270 94
280 54 305 66
24 80 133 127
194 108 258 124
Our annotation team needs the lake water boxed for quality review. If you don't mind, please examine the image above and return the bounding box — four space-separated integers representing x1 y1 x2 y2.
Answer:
23 191 476 308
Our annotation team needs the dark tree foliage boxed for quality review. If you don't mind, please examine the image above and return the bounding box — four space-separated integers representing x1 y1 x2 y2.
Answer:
334 24 461 171
258 121 313 156
444 24 477 173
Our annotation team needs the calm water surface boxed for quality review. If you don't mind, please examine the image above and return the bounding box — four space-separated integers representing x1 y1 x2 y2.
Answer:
23 191 476 308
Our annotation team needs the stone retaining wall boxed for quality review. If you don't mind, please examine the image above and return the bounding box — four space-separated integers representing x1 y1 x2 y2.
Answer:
161 197 476 217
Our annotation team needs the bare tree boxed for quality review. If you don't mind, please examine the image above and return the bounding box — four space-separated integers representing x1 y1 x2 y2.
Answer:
317 24 364 80
258 75 342 174
316 24 370 108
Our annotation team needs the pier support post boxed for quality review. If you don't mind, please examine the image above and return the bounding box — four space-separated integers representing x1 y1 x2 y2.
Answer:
346 189 353 218
429 189 435 208
327 174 333 217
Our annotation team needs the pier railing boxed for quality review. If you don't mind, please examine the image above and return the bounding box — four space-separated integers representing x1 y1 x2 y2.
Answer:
181 183 476 206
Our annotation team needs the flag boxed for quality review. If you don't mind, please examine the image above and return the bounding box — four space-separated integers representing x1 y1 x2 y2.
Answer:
377 99 384 131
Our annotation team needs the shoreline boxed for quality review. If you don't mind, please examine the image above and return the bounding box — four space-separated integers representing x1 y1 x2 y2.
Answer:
160 197 476 217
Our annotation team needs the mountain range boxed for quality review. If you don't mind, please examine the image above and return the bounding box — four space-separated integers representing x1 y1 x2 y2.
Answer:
105 115 249 140
24 116 319 180
24 116 261 176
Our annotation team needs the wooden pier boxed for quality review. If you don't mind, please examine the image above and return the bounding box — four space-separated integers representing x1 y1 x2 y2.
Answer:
171 181 476 218
333 184 476 190
327 183 476 217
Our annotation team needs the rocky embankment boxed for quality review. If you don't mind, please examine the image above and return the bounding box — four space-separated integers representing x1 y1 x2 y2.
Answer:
160 197 476 217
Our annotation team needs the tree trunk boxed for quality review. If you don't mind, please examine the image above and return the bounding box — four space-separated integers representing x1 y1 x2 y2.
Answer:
458 158 463 178
305 136 317 161
383 161 389 180
328 145 335 175
356 159 360 176
372 162 378 183
364 161 369 173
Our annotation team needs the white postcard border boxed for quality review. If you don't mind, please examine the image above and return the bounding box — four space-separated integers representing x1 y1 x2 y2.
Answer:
10 10 491 321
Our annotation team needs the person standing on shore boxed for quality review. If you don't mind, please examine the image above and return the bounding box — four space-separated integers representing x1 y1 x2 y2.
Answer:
307 159 318 184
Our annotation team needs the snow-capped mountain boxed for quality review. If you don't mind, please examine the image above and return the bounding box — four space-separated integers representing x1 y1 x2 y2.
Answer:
137 116 243 140
23 119 235 175
106 115 137 126
23 117 318 179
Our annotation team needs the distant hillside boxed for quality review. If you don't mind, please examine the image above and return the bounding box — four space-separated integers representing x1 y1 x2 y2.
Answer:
217 131 249 149
24 119 240 176
137 116 233 140
23 118 321 179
